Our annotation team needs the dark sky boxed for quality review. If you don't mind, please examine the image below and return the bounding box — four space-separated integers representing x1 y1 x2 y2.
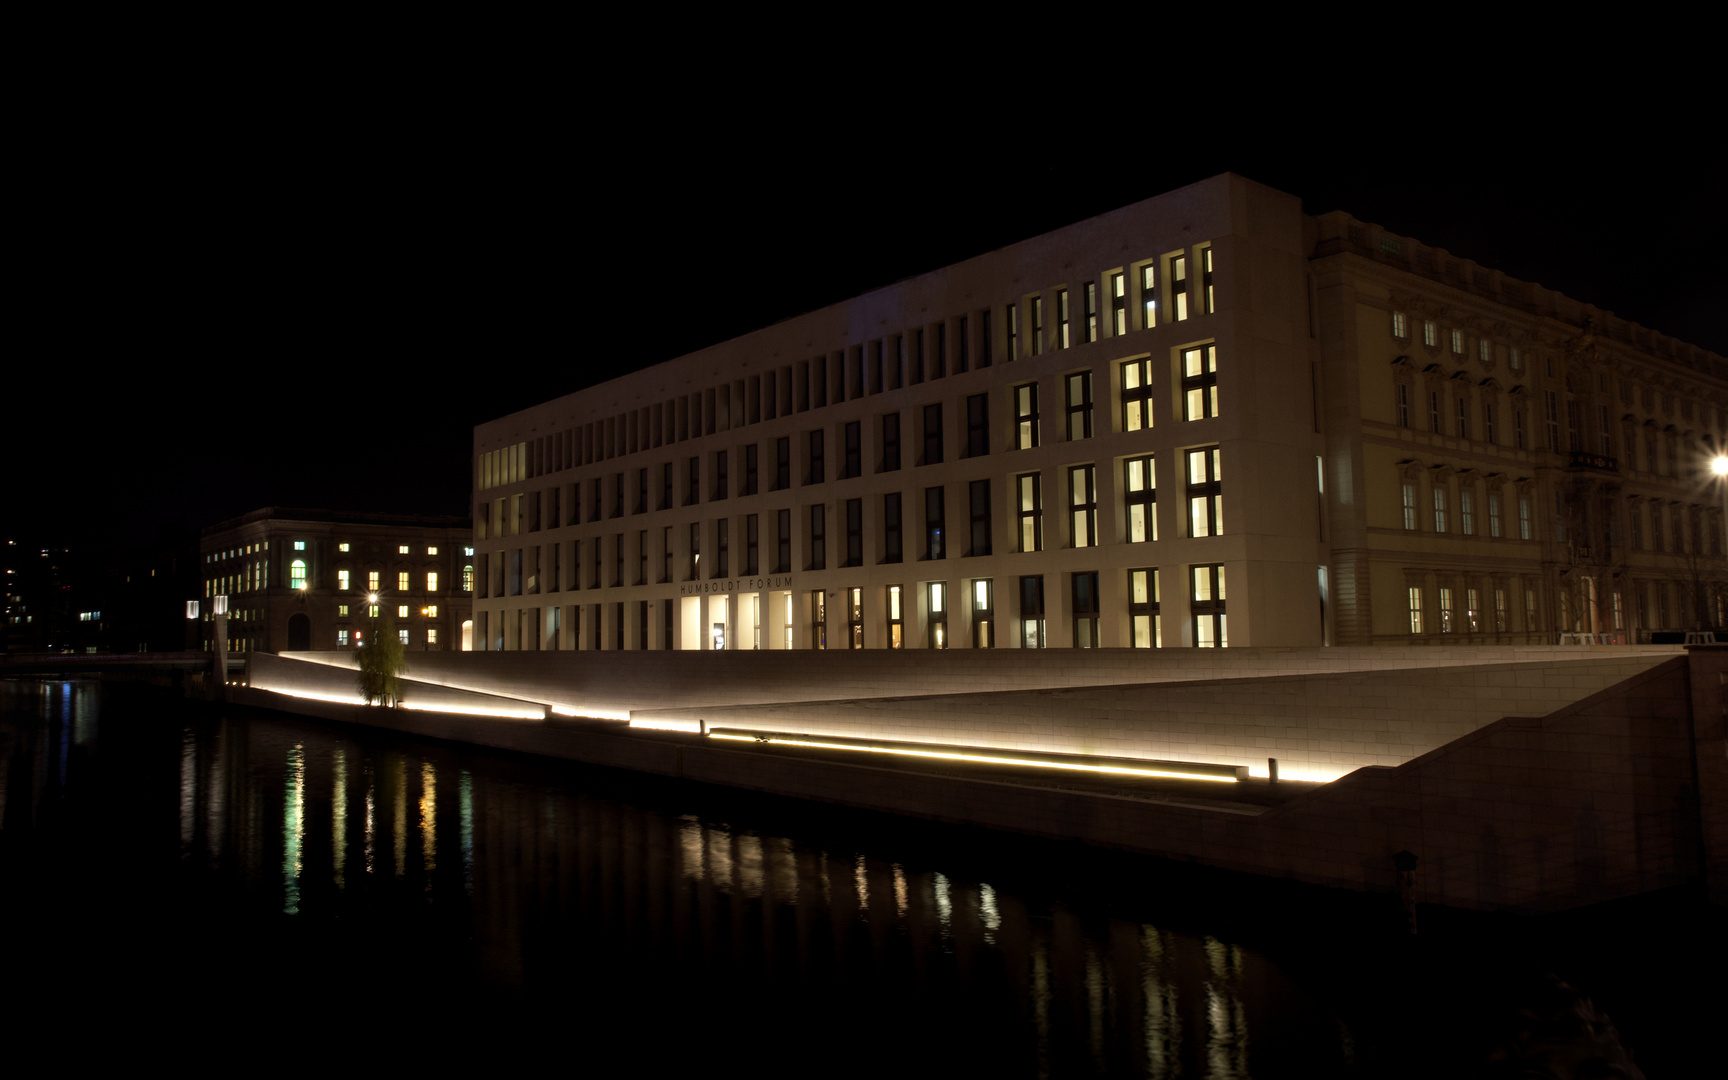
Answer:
10 80 1724 562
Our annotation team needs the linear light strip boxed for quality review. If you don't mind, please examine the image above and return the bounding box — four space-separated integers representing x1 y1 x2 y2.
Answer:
708 732 1237 783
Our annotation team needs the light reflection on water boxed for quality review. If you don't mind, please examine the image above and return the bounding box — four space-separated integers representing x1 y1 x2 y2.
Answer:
4 680 1356 1076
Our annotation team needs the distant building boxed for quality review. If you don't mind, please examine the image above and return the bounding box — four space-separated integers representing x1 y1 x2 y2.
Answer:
469 173 1726 653
200 508 474 653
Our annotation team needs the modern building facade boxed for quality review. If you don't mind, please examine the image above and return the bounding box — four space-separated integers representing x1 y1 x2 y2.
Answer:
200 508 474 653
470 174 1726 653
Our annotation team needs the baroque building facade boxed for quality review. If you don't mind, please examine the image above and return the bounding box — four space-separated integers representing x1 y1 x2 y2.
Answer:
470 174 1725 653
201 508 475 653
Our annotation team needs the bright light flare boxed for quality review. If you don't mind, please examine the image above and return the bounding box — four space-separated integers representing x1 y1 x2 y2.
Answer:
1712 455 1728 477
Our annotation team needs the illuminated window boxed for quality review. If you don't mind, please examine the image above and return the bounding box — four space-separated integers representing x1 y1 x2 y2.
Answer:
1083 282 1098 343
1408 587 1423 634
1438 587 1453 633
427 571 439 591
294 541 306 551
338 543 350 553
1140 264 1156 329
462 564 473 592
425 605 438 618
927 581 948 649
338 569 350 590
1186 447 1222 537
1055 288 1069 349
1125 456 1156 542
847 587 863 649
368 604 379 618
290 560 307 589
1465 588 1480 633
1019 575 1045 649
1069 465 1097 548
1014 384 1039 449
971 579 994 648
398 545 410 555
1192 564 1226 647
1122 359 1153 431
337 629 350 647
398 571 410 591
1423 321 1437 348
810 590 826 649
1066 372 1093 440
1392 311 1408 339
1017 473 1042 552
1170 253 1189 322
1201 247 1214 314
1130 569 1160 647
1495 588 1507 632
338 604 349 617
397 605 409 618
1450 329 1463 355
398 629 409 645
1112 272 1127 335
427 627 438 646
887 585 904 648
1181 345 1217 420
427 546 438 556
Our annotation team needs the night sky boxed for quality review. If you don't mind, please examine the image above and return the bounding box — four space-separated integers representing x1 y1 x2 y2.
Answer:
11 80 1724 564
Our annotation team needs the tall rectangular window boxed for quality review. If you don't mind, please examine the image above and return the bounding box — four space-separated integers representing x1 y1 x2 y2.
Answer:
338 569 350 591
1186 447 1222 537
844 421 862 478
1122 358 1153 431
1466 588 1480 633
1514 410 1526 450
1072 571 1100 648
1450 329 1463 356
1461 490 1475 535
925 486 945 560
1408 586 1424 634
1495 587 1507 632
810 589 826 650
1456 398 1470 440
1083 282 1098 343
1112 272 1127 335
1489 493 1502 538
1392 311 1409 339
1518 496 1531 540
888 585 904 649
661 527 672 583
882 413 901 471
1432 489 1448 533
966 393 989 457
1130 568 1160 648
1125 455 1156 542
714 451 728 501
776 509 791 573
1423 321 1437 347
1201 247 1214 314
1181 345 1218 420
636 530 647 584
971 579 994 649
1014 384 1040 449
661 462 673 510
1397 384 1411 428
715 519 728 578
689 523 700 579
1170 253 1189 322
845 498 863 566
808 430 825 485
1066 372 1093 440
1484 401 1496 444
883 493 902 564
969 480 991 556
1140 264 1157 329
399 570 411 592
1019 575 1045 649
1017 473 1042 553
1430 391 1442 433
1191 564 1225 646
743 444 758 495
1005 303 1018 361
923 403 943 465
1438 586 1454 633
686 457 700 506
1544 391 1560 451
1069 465 1097 548
745 515 758 575
1029 296 1044 355
809 505 825 570
927 582 948 649
775 437 790 490
847 587 863 649
1055 289 1069 349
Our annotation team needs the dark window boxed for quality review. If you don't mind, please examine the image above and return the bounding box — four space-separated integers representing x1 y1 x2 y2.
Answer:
743 444 758 495
776 509 791 573
613 533 623 587
745 514 758 575
713 451 728 501
715 518 728 578
935 324 947 379
882 413 901 471
925 486 945 560
844 421 861 478
612 474 623 519
637 530 647 585
687 457 700 506
1066 372 1093 440
1005 303 1018 360
845 498 862 566
660 462 673 510
966 393 989 457
688 522 699 579
775 437 790 490
638 600 649 650
969 479 991 556
883 493 902 564
663 599 674 650
662 526 672 583
590 478 601 522
549 487 561 528
636 469 647 514
1019 575 1045 649
809 505 825 570
1072 571 1100 648
1029 296 1044 355
923 404 943 465
808 430 824 485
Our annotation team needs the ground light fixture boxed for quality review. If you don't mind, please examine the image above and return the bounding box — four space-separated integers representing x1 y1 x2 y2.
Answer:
706 728 1243 783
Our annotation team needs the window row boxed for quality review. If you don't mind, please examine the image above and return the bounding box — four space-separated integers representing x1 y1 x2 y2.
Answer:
477 248 1218 491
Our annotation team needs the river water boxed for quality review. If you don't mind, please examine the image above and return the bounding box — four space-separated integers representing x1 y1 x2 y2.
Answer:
0 679 1710 1076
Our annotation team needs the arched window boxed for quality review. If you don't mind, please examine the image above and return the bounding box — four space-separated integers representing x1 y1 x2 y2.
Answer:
290 559 307 589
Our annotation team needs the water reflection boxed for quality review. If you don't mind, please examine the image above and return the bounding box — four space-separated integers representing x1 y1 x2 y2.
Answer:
2 680 1354 1076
